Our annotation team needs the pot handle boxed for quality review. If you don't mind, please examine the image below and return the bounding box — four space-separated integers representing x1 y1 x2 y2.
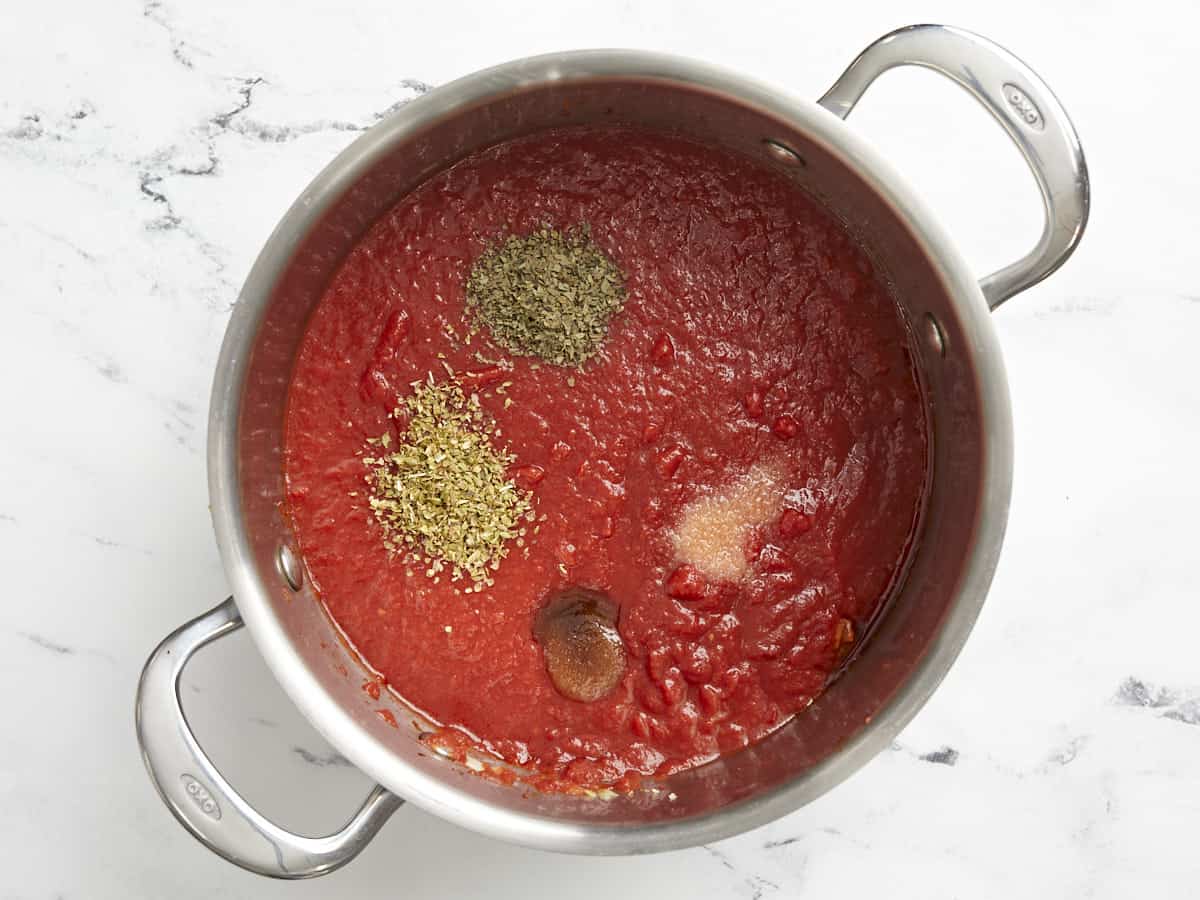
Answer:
135 598 403 878
818 24 1089 309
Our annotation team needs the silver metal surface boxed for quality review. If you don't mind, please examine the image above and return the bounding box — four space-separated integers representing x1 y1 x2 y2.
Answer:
762 138 806 167
924 313 947 358
136 24 1089 871
276 543 304 591
135 598 403 878
819 24 1090 308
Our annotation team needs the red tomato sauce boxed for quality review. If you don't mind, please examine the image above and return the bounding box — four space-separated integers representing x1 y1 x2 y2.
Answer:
284 127 928 788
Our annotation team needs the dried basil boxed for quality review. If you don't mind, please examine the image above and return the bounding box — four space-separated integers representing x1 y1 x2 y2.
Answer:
465 224 626 367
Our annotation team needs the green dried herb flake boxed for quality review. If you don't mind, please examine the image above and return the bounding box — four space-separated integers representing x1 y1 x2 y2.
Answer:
364 379 532 584
464 224 626 367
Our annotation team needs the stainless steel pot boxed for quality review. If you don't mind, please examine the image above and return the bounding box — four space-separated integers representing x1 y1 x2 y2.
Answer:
136 24 1088 877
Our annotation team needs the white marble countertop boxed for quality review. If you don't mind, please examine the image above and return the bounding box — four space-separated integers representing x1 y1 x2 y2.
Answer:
3 1 1197 896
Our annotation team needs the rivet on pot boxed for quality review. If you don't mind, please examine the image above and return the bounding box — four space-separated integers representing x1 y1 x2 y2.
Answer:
924 313 947 358
276 544 304 592
762 139 806 167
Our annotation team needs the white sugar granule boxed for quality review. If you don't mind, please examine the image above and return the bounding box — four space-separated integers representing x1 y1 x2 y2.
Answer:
672 463 785 581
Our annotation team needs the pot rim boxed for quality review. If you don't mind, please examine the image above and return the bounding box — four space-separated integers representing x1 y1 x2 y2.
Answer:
207 47 1012 854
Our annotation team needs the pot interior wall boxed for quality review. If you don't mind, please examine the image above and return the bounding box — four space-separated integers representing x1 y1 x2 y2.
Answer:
233 75 988 826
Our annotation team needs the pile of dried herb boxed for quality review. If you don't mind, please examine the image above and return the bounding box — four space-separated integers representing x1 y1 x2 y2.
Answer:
364 377 532 586
464 224 626 367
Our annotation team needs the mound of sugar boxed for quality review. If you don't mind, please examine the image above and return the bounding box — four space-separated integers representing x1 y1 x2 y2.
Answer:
672 464 785 581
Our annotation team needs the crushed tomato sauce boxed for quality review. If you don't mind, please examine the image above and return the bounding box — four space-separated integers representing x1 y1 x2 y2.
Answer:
284 127 929 789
